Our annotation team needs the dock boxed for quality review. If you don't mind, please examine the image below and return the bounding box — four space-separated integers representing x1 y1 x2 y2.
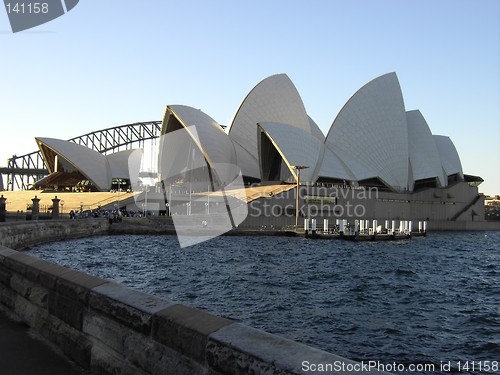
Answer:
301 218 427 241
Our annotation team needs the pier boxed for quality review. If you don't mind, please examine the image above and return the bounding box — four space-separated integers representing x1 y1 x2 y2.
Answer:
302 218 427 240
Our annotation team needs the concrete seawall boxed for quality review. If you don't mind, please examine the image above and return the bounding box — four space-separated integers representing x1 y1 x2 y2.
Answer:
0 220 385 374
428 220 500 231
111 217 500 237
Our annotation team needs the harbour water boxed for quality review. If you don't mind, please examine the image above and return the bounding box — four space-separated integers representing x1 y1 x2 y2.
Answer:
28 232 499 374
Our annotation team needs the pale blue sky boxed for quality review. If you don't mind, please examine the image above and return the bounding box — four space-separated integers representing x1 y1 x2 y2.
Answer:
1 0 499 194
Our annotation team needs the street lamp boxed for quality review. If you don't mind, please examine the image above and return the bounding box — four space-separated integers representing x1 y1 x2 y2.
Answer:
60 200 65 216
143 185 150 216
292 165 309 231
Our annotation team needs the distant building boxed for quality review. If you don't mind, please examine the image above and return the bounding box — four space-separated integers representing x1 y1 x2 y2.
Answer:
485 196 500 221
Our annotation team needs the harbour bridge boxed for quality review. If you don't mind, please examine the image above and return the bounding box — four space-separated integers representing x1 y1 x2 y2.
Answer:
0 121 162 191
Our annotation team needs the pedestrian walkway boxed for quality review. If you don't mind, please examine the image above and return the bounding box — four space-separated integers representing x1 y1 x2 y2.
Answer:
0 309 88 375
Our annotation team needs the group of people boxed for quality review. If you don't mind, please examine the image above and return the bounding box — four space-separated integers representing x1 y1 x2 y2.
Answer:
68 207 155 222
68 208 122 222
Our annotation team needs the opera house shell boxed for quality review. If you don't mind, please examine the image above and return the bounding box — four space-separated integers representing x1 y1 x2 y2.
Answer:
34 72 484 224
156 73 470 193
35 137 142 191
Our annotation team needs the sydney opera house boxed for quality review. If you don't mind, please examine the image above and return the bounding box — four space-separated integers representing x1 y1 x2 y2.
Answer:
33 72 485 227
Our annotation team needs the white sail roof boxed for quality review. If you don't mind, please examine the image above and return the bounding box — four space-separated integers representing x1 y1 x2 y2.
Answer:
434 135 464 179
308 116 326 142
258 122 323 183
161 105 238 184
317 145 356 182
36 137 111 191
107 149 142 179
406 110 446 187
325 73 409 191
228 74 315 178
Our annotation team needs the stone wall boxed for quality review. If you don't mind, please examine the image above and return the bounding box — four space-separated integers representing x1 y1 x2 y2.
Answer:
0 219 110 250
0 222 386 375
109 216 176 235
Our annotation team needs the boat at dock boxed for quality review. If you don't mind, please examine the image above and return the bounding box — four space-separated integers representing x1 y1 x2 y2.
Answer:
301 218 427 241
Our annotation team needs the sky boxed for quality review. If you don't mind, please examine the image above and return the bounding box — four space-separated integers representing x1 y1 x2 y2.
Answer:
1 0 499 195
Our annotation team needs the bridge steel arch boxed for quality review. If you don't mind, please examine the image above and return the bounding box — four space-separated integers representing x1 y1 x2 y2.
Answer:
1 121 162 191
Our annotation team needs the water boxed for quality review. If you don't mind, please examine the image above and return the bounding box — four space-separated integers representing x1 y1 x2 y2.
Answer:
28 232 500 374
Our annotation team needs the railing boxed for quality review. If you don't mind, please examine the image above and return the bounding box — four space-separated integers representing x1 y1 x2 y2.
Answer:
83 192 136 211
